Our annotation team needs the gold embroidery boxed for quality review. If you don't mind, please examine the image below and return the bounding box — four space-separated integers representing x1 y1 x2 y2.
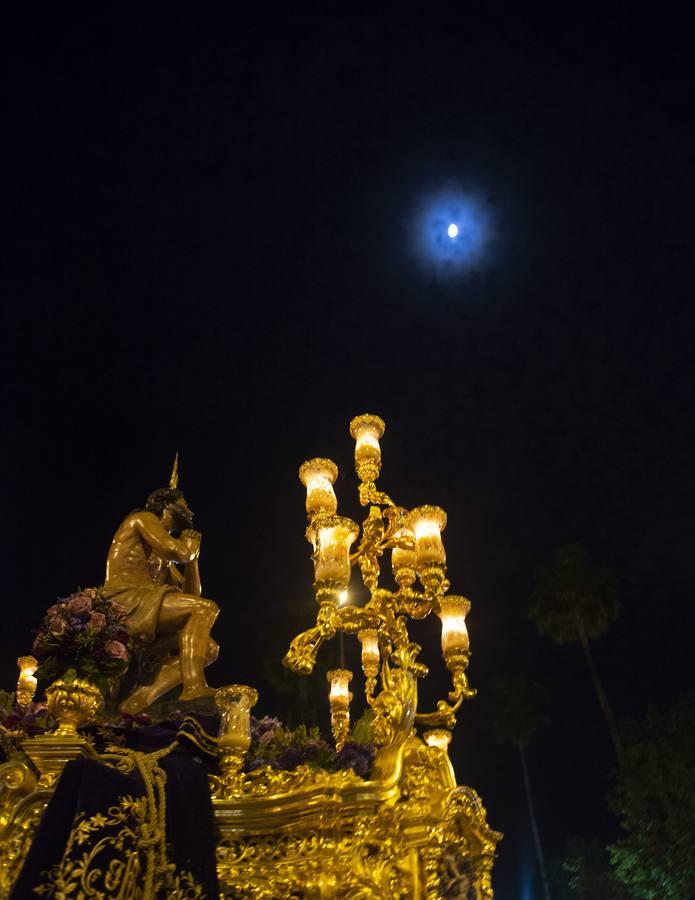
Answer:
178 715 219 758
33 745 206 899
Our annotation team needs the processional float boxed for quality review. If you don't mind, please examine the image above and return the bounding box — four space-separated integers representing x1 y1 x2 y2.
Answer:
0 415 500 898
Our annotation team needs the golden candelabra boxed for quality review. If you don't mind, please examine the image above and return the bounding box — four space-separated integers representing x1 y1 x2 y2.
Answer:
285 413 476 750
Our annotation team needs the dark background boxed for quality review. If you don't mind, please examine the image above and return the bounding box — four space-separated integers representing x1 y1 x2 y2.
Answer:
3 12 694 897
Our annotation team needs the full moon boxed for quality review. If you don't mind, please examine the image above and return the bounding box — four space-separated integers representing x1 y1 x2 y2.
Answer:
414 191 491 274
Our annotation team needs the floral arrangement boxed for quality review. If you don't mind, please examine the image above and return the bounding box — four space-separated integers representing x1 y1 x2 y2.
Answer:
32 587 131 698
0 690 50 759
246 716 375 778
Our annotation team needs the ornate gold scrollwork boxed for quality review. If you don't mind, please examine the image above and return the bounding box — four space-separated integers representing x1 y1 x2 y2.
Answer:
0 414 501 897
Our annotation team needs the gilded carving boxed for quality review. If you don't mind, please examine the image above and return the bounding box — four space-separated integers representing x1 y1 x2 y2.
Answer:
0 793 50 896
0 417 502 896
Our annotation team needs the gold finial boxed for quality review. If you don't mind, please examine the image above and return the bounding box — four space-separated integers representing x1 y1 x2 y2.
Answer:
169 452 179 489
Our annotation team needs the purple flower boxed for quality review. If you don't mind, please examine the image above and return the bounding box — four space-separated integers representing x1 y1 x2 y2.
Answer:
1 714 21 730
277 747 304 770
104 640 128 661
103 626 129 644
246 757 272 772
119 712 152 728
251 716 281 742
302 739 331 762
335 742 375 778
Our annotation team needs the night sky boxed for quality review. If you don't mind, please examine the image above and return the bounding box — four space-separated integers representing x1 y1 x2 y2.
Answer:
3 13 694 897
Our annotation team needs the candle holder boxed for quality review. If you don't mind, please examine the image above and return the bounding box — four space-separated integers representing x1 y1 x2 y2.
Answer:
349 414 385 483
16 656 38 708
440 595 470 654
299 458 339 522
358 629 380 701
214 684 258 798
327 669 352 751
410 506 448 597
391 520 417 591
410 506 447 564
310 516 359 592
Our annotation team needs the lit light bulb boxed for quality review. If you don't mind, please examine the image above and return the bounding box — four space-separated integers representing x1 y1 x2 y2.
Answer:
16 655 38 707
410 506 447 566
327 669 352 705
338 590 349 605
358 628 380 676
391 521 416 575
424 729 452 751
299 458 338 518
448 223 459 238
313 517 359 585
439 596 470 654
349 414 385 481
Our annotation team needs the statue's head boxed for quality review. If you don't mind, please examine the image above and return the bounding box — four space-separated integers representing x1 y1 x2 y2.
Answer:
144 487 194 533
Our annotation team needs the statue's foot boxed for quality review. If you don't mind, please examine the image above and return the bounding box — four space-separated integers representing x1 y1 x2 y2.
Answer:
179 685 217 701
118 685 154 716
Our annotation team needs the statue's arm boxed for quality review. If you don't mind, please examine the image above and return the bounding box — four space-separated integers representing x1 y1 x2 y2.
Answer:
166 561 201 597
183 558 202 597
133 512 199 563
167 564 184 586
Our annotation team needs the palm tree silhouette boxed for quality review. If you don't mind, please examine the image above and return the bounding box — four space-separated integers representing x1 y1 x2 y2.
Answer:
529 543 623 765
484 673 552 900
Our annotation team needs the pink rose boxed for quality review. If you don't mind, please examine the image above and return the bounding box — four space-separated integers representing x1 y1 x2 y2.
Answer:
68 595 92 617
104 640 128 661
48 616 66 635
89 612 106 631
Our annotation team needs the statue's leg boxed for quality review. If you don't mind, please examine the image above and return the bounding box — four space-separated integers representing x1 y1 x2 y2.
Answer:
118 638 219 715
160 594 219 700
118 656 181 715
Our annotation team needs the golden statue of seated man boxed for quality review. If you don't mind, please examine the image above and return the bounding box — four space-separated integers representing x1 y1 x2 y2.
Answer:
103 481 219 715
